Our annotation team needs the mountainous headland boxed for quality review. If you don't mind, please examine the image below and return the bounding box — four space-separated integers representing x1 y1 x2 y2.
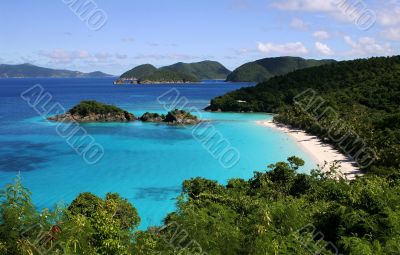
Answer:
114 61 230 84
226 56 336 83
207 56 400 177
0 63 112 78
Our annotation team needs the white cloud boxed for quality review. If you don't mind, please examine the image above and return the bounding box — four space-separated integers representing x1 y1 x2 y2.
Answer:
38 49 129 64
377 6 400 26
272 0 338 12
313 30 330 40
343 36 393 56
290 18 309 31
315 42 334 55
272 0 377 28
134 53 200 61
115 53 128 59
382 27 400 41
38 49 91 62
94 52 112 61
257 42 308 55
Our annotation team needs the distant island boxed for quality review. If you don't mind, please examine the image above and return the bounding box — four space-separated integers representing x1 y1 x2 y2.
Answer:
48 100 201 125
115 61 230 84
0 63 112 78
226 56 336 82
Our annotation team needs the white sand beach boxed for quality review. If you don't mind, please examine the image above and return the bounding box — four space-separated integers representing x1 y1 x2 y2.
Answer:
257 120 362 180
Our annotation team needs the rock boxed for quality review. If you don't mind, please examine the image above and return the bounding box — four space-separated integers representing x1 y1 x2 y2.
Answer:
139 109 201 125
48 112 136 123
164 109 200 125
140 112 164 122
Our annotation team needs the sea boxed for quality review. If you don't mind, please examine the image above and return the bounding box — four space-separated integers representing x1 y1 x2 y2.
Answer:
0 78 316 229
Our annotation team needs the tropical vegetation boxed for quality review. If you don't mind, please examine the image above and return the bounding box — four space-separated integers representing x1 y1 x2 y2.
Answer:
68 100 129 116
1 157 400 254
207 56 400 176
226 56 335 82
160 60 231 80
119 61 231 82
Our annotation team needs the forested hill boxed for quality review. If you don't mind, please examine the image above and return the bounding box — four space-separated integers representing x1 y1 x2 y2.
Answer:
120 64 158 79
119 61 230 81
160 60 231 80
226 56 335 82
0 63 111 78
119 64 199 83
207 56 400 175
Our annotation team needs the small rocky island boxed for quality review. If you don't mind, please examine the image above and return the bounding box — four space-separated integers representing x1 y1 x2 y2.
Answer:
48 101 201 125
47 101 136 122
140 109 201 125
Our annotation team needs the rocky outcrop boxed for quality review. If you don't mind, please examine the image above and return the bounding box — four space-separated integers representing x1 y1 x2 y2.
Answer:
139 109 201 125
164 109 200 125
48 112 136 122
48 101 200 125
47 100 136 123
140 112 165 122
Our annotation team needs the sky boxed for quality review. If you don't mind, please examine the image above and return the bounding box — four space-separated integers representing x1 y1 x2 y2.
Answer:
0 0 399 75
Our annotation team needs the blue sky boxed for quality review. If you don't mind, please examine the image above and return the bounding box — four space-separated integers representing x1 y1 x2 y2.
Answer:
0 0 399 75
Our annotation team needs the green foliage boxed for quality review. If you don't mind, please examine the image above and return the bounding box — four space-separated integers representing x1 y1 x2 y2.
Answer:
120 64 158 79
69 192 140 231
2 157 400 254
141 157 400 255
68 100 128 116
119 61 230 81
142 70 199 83
208 56 400 175
226 56 335 82
160 61 231 80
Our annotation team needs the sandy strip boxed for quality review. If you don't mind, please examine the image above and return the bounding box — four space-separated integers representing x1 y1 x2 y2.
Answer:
256 120 362 180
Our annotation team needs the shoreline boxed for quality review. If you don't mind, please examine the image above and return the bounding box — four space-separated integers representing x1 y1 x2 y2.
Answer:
256 120 362 180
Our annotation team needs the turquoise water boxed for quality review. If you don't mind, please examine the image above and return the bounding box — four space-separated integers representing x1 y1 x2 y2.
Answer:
0 78 316 229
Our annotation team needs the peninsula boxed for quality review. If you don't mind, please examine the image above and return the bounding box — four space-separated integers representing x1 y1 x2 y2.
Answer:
0 63 112 78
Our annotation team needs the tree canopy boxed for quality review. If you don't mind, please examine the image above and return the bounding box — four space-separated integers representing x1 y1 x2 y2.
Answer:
207 56 400 176
2 157 400 254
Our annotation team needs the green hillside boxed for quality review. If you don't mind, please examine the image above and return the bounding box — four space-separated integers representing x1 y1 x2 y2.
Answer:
119 61 230 82
141 69 199 83
226 56 336 82
120 64 158 79
0 63 111 78
161 60 231 80
207 56 400 175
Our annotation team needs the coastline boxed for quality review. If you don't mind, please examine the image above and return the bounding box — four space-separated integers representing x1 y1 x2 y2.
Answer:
256 120 362 180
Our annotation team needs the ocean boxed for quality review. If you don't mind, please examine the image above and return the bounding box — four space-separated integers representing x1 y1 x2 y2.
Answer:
0 78 316 229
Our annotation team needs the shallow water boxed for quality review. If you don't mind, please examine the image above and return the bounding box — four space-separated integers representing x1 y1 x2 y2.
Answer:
0 78 316 228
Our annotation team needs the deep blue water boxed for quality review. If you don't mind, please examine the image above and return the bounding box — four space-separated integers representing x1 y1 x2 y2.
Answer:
0 78 316 229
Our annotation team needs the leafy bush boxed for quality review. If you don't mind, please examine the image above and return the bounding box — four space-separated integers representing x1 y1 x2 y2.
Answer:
68 100 127 115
